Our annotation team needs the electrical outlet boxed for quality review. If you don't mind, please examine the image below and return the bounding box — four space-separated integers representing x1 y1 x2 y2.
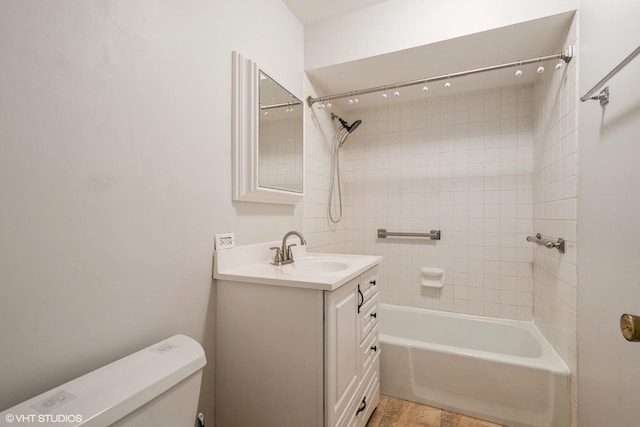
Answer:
215 233 235 250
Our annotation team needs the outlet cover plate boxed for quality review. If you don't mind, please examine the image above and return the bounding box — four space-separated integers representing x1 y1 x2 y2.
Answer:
215 233 235 250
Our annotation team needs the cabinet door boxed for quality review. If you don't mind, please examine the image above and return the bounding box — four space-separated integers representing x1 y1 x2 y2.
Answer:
326 278 360 427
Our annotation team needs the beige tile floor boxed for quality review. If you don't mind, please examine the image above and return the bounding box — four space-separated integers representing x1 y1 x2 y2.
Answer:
366 395 504 427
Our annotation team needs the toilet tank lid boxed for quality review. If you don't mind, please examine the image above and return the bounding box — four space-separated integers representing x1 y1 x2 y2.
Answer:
0 334 206 426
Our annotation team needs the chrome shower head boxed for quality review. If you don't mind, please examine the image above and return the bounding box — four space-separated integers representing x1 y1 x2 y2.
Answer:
347 119 362 133
331 113 362 134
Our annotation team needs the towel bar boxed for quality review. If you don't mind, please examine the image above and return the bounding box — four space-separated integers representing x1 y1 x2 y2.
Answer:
377 229 441 240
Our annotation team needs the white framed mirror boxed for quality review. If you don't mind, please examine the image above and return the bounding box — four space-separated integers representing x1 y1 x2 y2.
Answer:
231 51 304 205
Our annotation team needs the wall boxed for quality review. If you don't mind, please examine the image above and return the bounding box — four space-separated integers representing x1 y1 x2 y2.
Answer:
302 76 349 253
577 0 640 425
0 0 303 419
342 86 535 319
305 0 578 70
531 17 578 425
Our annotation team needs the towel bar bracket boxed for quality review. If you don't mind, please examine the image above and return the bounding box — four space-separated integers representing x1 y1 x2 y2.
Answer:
526 233 565 253
589 86 609 106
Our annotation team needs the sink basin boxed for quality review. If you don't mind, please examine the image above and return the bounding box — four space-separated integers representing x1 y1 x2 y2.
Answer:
287 258 350 274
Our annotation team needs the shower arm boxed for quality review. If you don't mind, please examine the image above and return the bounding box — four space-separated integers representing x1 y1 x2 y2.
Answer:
306 46 574 107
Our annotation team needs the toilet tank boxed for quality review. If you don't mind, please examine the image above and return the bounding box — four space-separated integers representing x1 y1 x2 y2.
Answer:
0 334 206 427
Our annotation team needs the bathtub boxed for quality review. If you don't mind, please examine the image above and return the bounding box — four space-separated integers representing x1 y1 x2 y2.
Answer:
379 304 570 427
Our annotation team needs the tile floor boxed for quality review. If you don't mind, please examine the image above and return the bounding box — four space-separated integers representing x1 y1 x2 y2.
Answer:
366 395 504 427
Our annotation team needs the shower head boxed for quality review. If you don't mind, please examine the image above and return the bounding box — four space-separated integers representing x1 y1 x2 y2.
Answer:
331 113 362 134
348 120 362 133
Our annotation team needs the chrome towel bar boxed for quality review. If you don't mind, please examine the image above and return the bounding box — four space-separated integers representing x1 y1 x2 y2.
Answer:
526 233 565 253
581 44 640 107
377 229 441 240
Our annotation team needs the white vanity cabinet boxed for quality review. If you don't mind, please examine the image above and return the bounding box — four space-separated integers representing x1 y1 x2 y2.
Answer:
327 267 380 427
215 263 380 427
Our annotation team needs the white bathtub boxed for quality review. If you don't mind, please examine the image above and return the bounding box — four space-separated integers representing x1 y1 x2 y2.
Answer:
379 304 570 427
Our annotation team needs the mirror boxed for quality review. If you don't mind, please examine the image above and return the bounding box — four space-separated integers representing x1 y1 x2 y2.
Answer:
232 52 304 205
258 71 304 193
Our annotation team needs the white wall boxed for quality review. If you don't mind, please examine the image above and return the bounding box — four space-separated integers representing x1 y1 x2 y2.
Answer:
305 0 578 70
577 0 640 425
341 87 535 319
0 0 303 419
532 17 578 425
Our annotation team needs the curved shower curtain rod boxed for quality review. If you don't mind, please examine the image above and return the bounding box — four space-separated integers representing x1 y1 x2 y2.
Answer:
306 45 574 107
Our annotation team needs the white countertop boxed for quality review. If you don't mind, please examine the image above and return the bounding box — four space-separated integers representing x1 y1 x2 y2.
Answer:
213 241 381 291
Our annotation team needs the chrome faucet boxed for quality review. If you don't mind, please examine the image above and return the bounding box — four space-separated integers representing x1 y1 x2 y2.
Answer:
271 231 307 266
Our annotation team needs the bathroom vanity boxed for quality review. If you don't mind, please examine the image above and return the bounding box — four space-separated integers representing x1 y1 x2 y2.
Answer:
214 242 381 427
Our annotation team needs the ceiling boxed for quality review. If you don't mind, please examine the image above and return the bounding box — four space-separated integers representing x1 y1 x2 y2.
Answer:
282 0 389 26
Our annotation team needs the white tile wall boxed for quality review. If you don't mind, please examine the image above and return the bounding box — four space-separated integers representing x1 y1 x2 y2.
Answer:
532 19 578 427
302 77 348 253
342 85 535 320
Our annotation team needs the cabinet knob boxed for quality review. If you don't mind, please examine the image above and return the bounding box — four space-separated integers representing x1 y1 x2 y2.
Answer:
370 280 377 286
371 345 378 352
370 312 377 318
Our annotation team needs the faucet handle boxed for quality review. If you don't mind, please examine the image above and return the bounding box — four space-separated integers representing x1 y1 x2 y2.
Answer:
270 246 283 264
286 243 297 260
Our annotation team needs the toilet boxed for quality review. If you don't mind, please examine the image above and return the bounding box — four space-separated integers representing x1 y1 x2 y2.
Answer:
0 334 206 426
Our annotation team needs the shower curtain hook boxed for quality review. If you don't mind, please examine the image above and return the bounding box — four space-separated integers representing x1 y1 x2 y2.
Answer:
515 61 523 77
